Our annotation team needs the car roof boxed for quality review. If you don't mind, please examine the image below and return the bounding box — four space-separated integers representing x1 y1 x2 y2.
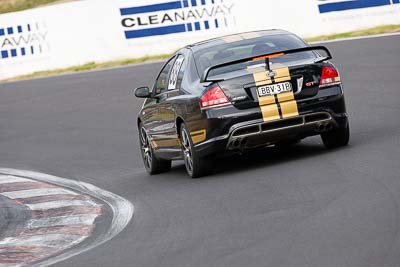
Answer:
186 29 292 51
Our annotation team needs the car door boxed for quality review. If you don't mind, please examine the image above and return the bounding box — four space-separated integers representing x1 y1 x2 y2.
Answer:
152 54 186 150
141 57 175 140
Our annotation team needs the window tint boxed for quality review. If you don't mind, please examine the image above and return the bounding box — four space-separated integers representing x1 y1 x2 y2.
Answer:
154 57 175 95
194 34 315 78
168 55 185 90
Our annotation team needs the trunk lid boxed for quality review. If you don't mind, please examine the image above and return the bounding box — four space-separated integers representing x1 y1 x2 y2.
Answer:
217 62 322 110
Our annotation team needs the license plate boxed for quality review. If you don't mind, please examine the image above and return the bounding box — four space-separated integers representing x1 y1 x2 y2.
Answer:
257 82 292 97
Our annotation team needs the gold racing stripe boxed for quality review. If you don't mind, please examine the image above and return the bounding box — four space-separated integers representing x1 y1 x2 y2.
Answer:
252 64 300 121
277 90 298 118
253 70 272 86
190 130 206 144
260 104 280 122
258 94 275 106
253 70 279 122
280 100 299 119
221 33 261 44
273 64 299 119
240 32 261 40
221 35 244 43
273 66 291 83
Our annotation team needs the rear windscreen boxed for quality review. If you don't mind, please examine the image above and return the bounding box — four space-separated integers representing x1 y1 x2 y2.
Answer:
194 34 316 79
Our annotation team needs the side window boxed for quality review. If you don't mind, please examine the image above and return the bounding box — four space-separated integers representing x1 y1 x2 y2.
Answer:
143 97 156 107
154 57 175 96
168 55 185 91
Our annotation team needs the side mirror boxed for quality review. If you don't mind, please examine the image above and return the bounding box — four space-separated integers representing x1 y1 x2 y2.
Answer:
134 86 151 98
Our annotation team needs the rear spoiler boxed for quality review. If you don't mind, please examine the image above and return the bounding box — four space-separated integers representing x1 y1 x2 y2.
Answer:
200 45 332 83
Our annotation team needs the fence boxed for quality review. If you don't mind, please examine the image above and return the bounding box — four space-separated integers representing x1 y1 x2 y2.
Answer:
1 0 399 80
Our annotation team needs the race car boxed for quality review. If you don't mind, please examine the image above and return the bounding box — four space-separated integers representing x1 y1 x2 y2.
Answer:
134 30 350 178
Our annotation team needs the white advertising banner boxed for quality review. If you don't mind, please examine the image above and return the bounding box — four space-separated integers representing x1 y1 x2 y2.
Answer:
1 0 399 80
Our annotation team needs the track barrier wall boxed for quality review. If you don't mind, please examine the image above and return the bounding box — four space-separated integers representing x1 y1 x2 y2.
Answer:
0 0 399 80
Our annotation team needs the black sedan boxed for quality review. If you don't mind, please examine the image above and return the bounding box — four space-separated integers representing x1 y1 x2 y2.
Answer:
134 30 350 178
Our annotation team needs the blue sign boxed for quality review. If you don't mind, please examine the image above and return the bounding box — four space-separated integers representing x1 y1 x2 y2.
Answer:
318 0 400 13
0 22 48 60
120 0 234 39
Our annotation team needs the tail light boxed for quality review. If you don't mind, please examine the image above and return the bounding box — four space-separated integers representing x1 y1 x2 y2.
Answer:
200 86 231 109
320 66 341 87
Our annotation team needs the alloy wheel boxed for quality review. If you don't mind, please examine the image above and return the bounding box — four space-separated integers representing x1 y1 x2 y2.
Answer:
140 127 152 169
181 128 193 173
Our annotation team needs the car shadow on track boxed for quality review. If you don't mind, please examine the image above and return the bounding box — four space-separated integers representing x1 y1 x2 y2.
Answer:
166 138 351 179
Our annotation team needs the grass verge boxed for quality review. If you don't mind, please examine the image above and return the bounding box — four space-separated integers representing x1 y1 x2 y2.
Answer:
3 54 171 82
2 24 399 82
304 24 400 42
0 0 69 14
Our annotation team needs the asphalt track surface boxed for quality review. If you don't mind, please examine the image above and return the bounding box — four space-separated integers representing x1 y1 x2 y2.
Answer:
1 35 400 267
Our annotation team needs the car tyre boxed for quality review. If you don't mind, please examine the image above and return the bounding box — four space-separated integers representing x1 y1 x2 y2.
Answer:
180 124 213 178
139 124 171 174
321 123 350 149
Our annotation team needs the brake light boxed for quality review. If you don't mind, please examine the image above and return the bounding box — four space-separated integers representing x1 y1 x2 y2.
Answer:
320 66 341 87
200 86 230 109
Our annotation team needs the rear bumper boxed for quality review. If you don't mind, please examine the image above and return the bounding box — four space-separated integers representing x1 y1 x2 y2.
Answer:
227 111 338 149
194 86 348 157
195 111 348 157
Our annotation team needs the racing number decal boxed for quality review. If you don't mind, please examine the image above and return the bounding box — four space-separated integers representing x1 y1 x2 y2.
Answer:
168 55 185 90
253 65 299 122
